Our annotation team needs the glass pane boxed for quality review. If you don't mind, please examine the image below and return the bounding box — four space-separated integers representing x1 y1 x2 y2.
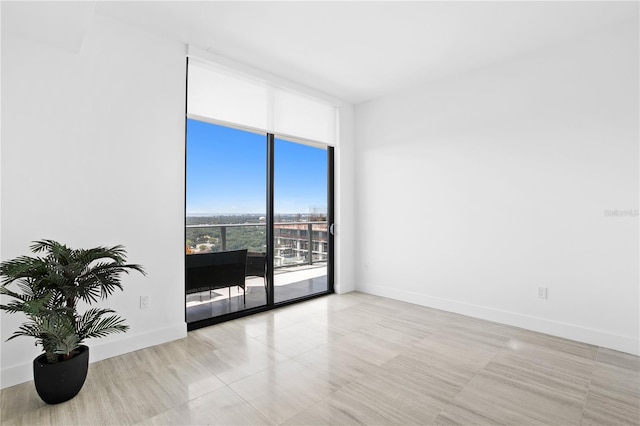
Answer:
274 138 328 303
186 120 267 323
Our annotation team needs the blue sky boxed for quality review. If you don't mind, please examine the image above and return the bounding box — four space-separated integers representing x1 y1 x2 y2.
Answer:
186 119 327 215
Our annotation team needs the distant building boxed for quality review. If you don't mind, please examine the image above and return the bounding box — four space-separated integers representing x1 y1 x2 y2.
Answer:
274 223 327 267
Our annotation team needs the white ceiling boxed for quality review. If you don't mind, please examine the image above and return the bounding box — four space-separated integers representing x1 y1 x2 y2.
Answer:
4 1 638 104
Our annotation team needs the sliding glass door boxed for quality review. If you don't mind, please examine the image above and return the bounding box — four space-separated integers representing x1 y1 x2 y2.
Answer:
185 119 334 328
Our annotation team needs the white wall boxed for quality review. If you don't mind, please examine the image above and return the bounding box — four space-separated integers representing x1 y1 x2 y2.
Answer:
354 20 639 355
335 103 356 294
1 14 188 387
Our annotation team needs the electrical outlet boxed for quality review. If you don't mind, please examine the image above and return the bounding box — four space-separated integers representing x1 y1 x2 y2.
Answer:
537 287 548 299
140 295 149 309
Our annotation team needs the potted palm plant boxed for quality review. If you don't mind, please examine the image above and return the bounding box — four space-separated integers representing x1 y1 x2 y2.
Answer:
0 240 145 404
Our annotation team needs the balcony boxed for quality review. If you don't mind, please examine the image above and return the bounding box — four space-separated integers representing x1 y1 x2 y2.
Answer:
186 221 329 323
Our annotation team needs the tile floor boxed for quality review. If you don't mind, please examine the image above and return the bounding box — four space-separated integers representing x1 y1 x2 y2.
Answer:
1 292 638 425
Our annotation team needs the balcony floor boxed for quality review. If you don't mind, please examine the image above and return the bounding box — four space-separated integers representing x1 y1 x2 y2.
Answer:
186 264 327 323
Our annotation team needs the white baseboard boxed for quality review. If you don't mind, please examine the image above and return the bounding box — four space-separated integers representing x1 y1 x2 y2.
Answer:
1 322 187 389
357 283 640 356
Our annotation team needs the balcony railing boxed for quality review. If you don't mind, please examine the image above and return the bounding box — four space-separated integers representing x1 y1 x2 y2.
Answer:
186 221 328 267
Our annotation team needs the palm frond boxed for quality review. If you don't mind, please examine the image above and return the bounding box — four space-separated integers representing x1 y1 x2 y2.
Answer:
76 262 145 302
8 322 43 341
0 256 47 285
76 245 127 265
76 308 129 340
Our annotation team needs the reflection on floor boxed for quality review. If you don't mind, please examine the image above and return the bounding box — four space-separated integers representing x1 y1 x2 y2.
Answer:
186 264 327 323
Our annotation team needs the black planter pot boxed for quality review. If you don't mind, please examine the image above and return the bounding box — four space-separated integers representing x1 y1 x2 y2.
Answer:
33 345 89 404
